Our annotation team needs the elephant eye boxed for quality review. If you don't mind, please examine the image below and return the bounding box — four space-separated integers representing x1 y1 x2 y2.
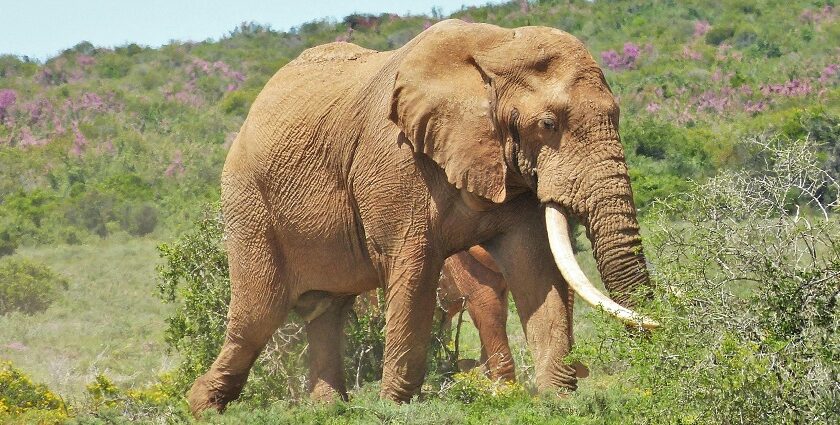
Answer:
539 117 556 131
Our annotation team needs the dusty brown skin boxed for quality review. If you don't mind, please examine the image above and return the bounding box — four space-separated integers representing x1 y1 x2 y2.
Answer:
438 246 589 381
438 246 514 380
188 20 650 415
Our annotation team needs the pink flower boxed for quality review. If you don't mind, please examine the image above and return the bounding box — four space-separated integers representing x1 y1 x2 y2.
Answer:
78 92 106 112
646 102 661 113
601 42 642 71
26 98 54 126
69 121 87 156
76 54 96 67
819 64 838 84
19 127 47 148
693 20 711 37
0 89 16 120
744 101 767 114
52 115 65 134
682 45 702 61
423 20 433 30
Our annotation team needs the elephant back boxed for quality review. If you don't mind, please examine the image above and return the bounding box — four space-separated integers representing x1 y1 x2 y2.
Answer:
288 42 379 67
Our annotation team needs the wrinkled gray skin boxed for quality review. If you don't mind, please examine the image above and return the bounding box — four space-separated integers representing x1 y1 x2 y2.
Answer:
188 20 650 416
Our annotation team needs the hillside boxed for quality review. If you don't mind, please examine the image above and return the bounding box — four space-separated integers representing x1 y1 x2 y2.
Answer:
0 0 838 247
0 1 839 423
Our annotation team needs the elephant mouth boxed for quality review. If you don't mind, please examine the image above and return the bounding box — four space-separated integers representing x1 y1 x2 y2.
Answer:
545 203 659 329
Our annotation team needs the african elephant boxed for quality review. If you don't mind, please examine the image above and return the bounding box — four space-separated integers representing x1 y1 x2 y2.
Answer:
188 20 658 416
438 245 589 382
437 246 514 380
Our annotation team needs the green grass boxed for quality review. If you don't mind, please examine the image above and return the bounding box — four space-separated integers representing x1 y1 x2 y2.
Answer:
0 234 172 399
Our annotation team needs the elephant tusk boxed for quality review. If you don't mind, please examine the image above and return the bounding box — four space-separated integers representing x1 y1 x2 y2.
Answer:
545 204 659 330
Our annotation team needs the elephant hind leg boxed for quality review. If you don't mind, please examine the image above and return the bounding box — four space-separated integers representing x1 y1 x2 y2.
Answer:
303 294 355 401
188 195 291 417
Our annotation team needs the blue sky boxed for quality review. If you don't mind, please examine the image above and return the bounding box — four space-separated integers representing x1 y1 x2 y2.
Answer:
0 0 495 60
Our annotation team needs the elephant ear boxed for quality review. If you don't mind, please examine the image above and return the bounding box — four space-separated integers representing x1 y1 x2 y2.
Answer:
390 20 509 203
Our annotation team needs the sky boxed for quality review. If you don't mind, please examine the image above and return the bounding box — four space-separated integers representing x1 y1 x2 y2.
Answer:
0 0 494 61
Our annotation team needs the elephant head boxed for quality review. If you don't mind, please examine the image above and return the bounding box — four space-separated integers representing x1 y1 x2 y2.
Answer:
390 20 657 328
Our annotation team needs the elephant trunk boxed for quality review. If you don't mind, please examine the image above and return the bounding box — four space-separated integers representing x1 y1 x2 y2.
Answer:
545 205 658 329
582 172 650 308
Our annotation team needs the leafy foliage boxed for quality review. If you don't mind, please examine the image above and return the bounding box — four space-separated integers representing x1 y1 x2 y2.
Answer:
0 257 68 315
572 137 840 424
1 0 837 246
0 361 67 424
156 205 436 405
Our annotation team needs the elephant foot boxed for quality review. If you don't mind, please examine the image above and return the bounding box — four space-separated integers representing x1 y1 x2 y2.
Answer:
187 373 246 418
537 364 578 394
572 361 590 379
379 377 421 403
310 380 348 403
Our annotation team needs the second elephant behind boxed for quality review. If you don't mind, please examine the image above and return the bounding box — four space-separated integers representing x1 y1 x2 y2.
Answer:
437 246 589 382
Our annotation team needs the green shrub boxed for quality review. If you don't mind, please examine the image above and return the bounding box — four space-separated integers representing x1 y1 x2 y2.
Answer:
440 369 529 406
156 205 309 404
96 54 133 78
220 88 259 116
0 229 17 257
0 361 67 424
118 201 158 236
573 137 840 424
705 25 735 45
0 258 68 315
156 204 452 405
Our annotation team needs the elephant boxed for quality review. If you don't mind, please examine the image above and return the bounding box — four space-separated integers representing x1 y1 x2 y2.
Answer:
437 245 589 382
188 19 658 416
437 245 513 380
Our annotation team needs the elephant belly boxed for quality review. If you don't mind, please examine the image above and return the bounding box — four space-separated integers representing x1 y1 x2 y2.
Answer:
265 169 380 297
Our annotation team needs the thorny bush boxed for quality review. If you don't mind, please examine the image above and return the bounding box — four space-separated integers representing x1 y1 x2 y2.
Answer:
572 136 840 424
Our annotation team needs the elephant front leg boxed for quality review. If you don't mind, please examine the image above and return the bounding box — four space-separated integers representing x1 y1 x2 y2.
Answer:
379 256 441 402
482 211 577 392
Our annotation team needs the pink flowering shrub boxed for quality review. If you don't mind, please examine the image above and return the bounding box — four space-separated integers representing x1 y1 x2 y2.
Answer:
18 127 47 148
69 121 87 156
601 42 641 71
78 92 106 112
760 79 812 97
682 46 702 61
0 89 16 120
75 55 96 67
799 6 835 24
693 20 711 37
819 64 838 84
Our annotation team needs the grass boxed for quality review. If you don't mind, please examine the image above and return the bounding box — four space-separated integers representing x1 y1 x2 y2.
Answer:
0 233 173 400
1 229 611 420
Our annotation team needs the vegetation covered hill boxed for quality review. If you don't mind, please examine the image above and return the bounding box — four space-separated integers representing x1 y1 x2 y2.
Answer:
0 0 838 423
1 0 838 248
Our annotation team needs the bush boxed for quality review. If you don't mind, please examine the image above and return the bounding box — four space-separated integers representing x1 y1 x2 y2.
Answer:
156 205 309 403
156 204 453 405
573 137 840 424
96 54 133 78
440 369 528 406
0 229 17 257
79 374 188 422
0 258 68 315
0 361 67 424
704 25 735 45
